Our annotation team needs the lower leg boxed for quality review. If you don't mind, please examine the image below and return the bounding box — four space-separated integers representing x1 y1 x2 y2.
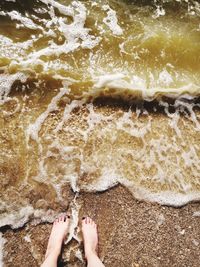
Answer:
86 252 105 267
41 215 70 267
82 217 105 267
41 253 58 267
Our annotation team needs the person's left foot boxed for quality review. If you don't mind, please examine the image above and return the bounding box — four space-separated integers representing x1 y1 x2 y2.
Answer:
45 215 70 259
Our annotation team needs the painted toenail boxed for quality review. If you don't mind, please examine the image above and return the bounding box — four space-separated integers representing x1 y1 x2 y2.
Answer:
67 215 70 218
82 217 86 220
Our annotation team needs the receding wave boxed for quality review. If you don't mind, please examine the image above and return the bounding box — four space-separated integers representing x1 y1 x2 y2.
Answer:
0 0 200 100
0 0 200 235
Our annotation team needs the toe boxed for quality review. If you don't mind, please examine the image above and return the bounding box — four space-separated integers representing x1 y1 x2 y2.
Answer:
59 216 64 222
89 217 93 224
82 217 86 225
64 215 70 225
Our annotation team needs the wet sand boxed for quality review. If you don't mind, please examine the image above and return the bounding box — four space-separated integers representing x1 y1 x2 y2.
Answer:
2 185 200 267
0 0 200 266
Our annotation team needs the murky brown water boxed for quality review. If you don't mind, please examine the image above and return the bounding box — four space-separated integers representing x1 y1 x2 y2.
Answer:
0 0 200 241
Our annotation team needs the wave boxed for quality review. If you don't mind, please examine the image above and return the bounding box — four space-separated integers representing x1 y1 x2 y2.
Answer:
0 0 200 233
0 0 199 100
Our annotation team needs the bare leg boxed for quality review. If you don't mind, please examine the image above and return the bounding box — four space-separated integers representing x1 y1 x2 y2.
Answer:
82 217 105 267
41 215 70 267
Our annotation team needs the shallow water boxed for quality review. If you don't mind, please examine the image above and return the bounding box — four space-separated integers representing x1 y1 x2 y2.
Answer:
0 0 200 233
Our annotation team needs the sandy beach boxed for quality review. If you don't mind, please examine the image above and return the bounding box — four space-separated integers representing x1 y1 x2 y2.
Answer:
0 1 200 266
2 185 200 267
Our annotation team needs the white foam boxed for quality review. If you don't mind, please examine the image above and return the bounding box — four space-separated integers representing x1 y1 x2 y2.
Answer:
102 5 123 35
153 5 166 19
54 100 84 133
27 86 69 141
0 233 6 267
64 173 79 193
175 99 200 130
0 35 34 59
159 69 173 86
0 73 28 105
19 1 101 66
116 108 152 138
0 204 60 229
58 1 101 49
94 73 125 88
0 206 34 229
66 197 81 244
193 211 200 217
24 234 31 243
40 0 74 17
6 11 39 30
81 167 120 192
159 100 182 137
92 73 200 100
182 147 200 169
75 249 84 262
122 178 200 207
132 75 147 90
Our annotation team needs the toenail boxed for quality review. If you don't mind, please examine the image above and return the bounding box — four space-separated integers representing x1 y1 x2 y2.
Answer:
82 217 85 220
67 215 70 218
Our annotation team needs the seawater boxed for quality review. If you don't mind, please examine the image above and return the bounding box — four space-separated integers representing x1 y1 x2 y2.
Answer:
0 0 200 235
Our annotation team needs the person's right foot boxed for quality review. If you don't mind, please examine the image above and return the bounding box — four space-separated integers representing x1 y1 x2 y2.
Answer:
45 215 70 259
82 217 98 259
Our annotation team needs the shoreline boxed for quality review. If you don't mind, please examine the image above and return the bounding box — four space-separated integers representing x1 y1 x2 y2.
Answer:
2 185 200 267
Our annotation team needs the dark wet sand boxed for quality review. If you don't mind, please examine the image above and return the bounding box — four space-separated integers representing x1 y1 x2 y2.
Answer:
2 185 200 267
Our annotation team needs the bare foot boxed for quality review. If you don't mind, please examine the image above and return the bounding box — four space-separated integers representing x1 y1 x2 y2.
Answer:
82 217 98 259
45 215 70 259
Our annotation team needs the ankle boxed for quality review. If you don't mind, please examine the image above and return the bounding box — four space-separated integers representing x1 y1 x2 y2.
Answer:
46 244 61 259
85 248 97 260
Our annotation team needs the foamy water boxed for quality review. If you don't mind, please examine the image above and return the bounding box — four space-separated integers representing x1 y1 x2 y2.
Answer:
0 0 200 262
